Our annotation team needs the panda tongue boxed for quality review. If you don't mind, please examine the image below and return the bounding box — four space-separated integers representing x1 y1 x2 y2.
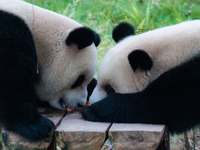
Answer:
66 101 90 113
66 107 74 112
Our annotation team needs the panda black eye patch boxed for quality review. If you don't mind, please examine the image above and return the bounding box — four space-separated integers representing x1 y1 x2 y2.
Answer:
71 75 85 89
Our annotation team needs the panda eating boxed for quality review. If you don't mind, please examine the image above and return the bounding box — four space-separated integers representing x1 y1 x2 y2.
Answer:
82 20 200 134
0 0 100 141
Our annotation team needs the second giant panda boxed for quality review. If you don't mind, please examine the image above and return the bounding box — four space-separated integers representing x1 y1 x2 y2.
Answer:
82 20 200 133
0 0 100 141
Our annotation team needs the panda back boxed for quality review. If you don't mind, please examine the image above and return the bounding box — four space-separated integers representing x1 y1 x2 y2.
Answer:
111 20 200 83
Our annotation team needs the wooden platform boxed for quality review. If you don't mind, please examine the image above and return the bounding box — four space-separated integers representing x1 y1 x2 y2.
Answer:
0 107 169 150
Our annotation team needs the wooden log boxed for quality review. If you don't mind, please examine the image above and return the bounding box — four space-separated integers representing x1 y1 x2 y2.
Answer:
56 112 111 150
109 123 166 150
1 108 168 150
156 127 169 150
1 107 65 150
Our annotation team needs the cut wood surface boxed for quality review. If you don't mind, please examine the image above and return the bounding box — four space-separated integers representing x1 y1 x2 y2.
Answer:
38 107 66 125
56 112 111 150
109 123 166 150
0 107 167 150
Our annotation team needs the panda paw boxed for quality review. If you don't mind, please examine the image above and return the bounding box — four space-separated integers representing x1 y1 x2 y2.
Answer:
81 106 103 122
81 100 116 122
15 116 55 141
81 95 122 122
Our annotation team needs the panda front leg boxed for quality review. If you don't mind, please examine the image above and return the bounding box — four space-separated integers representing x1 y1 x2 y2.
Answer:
0 42 55 142
0 11 55 141
0 45 55 141
81 92 155 123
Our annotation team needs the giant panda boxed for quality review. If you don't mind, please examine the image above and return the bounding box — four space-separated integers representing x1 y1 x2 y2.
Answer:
82 20 200 134
0 0 100 141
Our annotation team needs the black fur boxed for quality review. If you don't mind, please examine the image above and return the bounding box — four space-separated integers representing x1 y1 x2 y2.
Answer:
112 22 135 43
0 10 55 141
66 27 100 49
105 85 115 95
94 32 101 47
128 49 153 71
71 75 85 89
87 78 97 100
82 53 200 134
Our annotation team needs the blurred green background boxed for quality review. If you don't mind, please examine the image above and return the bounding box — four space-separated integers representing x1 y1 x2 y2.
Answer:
25 0 200 73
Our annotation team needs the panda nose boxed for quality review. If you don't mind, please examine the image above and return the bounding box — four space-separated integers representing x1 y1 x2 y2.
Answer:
59 98 66 109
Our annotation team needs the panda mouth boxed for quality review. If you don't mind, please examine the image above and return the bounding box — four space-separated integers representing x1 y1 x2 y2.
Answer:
59 98 90 112
58 98 82 112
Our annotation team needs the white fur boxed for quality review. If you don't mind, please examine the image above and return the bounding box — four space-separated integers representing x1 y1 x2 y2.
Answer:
1 0 97 109
90 20 200 104
89 86 107 104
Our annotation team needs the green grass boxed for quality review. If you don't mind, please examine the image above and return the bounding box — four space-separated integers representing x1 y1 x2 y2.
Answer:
0 1 198 149
25 0 200 70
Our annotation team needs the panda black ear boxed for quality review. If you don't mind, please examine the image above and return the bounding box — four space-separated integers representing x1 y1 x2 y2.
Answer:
93 32 101 47
112 22 135 43
128 49 153 72
66 27 101 49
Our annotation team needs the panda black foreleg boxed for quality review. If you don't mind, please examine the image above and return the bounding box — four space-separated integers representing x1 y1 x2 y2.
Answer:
0 42 55 141
81 92 154 123
0 11 55 141
82 85 200 134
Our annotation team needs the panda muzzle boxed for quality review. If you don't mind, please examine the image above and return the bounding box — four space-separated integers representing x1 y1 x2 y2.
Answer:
59 98 90 113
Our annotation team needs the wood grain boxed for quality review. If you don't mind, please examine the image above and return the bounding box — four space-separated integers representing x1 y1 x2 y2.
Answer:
109 123 166 150
56 112 111 150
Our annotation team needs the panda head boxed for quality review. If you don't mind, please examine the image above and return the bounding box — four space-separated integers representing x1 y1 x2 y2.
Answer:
35 27 100 110
90 20 200 104
0 0 100 110
90 22 154 104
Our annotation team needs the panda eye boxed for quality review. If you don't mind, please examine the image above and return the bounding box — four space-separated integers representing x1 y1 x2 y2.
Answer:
105 84 115 95
71 75 85 89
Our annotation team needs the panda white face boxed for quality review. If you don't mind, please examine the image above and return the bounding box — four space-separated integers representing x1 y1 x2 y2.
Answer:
90 44 152 104
34 27 99 110
0 0 100 110
90 20 200 104
48 75 89 110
